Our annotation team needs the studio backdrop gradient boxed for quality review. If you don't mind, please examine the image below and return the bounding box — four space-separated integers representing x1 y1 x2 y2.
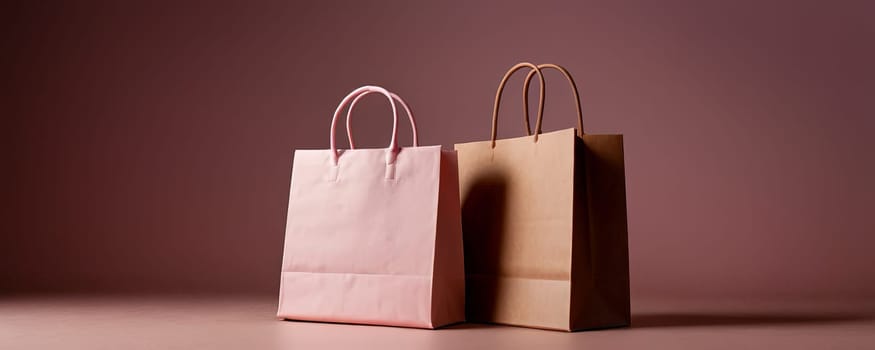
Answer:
3 0 874 301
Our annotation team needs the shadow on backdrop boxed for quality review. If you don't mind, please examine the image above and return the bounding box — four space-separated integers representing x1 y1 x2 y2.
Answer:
632 312 871 328
442 312 871 330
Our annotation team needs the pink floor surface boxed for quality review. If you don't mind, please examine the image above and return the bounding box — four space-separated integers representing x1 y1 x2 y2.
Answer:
2 296 873 349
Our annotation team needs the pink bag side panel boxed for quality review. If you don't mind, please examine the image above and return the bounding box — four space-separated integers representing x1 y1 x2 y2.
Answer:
429 150 466 328
278 146 443 328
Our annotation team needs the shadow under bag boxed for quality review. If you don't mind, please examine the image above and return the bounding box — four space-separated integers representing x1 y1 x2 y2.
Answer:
455 63 630 331
277 85 465 329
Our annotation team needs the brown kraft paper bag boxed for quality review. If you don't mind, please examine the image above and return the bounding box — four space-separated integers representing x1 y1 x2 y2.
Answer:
455 63 630 331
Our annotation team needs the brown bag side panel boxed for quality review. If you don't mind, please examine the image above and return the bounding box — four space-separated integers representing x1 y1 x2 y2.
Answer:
570 134 631 330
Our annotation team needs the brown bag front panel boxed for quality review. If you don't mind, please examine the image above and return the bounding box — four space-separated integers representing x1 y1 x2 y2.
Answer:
456 128 578 330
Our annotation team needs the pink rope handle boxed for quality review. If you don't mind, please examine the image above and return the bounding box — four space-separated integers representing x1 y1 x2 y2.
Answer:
345 91 418 149
330 86 399 166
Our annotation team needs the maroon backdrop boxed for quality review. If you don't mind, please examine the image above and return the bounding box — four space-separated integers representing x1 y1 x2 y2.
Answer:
3 0 874 299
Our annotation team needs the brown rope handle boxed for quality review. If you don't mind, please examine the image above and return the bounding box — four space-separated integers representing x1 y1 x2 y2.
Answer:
491 62 545 148
522 64 584 140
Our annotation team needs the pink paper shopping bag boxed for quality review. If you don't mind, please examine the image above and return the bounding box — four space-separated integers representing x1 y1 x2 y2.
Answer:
277 85 465 329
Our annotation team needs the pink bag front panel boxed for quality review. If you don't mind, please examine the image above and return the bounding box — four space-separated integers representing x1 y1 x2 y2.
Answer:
278 145 445 328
